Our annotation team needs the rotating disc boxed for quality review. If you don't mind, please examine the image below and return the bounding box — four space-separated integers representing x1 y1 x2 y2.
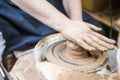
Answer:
46 40 108 73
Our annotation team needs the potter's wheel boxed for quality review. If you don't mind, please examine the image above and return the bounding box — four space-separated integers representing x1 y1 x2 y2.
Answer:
34 33 108 73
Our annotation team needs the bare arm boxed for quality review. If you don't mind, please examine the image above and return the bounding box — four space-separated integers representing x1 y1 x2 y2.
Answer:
11 0 71 32
62 0 82 21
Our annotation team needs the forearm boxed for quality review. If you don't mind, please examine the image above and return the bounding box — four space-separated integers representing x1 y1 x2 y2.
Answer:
11 0 71 32
62 0 82 21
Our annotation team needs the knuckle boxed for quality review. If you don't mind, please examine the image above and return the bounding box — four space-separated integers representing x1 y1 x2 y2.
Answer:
93 39 99 42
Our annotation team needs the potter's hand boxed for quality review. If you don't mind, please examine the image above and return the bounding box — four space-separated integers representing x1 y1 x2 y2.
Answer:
60 21 116 51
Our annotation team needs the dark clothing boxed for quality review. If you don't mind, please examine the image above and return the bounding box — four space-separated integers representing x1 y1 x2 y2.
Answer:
0 0 105 57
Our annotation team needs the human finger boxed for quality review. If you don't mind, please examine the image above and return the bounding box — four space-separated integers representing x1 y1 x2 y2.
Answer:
86 23 102 31
75 39 96 51
91 31 116 44
88 34 115 50
82 36 108 51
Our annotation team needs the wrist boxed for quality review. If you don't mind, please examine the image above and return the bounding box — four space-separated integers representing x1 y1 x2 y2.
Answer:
70 16 83 21
52 18 72 32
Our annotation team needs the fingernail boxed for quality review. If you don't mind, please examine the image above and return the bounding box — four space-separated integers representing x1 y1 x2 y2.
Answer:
111 46 116 49
104 48 108 51
111 46 115 49
99 28 102 30
91 48 96 51
111 40 116 43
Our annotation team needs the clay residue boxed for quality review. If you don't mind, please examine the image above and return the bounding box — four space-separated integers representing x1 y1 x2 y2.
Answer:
57 70 101 80
57 70 119 80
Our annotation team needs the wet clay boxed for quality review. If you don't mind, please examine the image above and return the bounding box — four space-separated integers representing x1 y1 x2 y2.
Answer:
60 41 99 65
46 40 108 73
64 41 89 59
